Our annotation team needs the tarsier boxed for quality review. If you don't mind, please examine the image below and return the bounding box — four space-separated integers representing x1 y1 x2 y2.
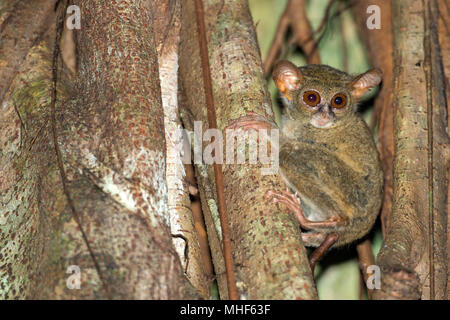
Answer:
228 60 384 271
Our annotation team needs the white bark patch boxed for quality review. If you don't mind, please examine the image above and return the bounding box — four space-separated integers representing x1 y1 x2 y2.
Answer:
100 170 138 212
76 147 169 227
159 47 188 266
207 198 223 242
196 163 223 241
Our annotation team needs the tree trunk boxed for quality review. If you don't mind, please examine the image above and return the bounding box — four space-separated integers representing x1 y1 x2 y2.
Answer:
179 0 317 299
0 0 197 299
374 0 448 300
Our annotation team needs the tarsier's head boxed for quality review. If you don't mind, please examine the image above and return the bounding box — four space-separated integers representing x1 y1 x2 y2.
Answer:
272 60 382 129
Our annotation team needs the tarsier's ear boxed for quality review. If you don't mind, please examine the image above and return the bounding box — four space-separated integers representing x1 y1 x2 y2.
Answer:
272 60 303 101
350 68 383 99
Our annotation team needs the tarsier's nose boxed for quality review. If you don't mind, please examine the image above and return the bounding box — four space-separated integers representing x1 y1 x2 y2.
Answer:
319 104 335 118
319 104 333 113
311 104 335 128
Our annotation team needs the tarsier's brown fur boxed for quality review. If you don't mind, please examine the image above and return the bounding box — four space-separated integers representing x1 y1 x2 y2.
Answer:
275 62 384 247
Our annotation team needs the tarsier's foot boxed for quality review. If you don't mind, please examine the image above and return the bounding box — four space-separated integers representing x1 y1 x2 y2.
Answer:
265 189 346 230
226 112 276 131
265 188 344 274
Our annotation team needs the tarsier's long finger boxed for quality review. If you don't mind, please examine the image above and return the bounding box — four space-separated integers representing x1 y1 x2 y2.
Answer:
265 189 346 230
226 112 276 131
227 121 272 131
265 189 315 230
281 189 301 205
265 189 300 211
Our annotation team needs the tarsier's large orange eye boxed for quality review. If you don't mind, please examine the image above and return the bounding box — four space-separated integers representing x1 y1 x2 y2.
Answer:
303 90 320 107
331 93 347 109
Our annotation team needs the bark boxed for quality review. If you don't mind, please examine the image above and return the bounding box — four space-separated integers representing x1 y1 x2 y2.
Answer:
0 0 198 299
373 0 448 300
154 0 209 298
0 1 60 299
179 0 317 299
0 0 58 102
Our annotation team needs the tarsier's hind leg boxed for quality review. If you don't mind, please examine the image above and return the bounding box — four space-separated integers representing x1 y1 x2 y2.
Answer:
264 189 347 230
305 233 339 273
265 189 342 273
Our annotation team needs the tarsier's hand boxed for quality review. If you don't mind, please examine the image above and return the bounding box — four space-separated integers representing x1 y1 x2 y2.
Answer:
226 112 277 132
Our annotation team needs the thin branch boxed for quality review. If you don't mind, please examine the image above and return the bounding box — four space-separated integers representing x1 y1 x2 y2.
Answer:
339 0 349 72
289 0 321 64
264 0 322 77
313 0 339 43
264 0 357 77
263 9 290 76
193 0 239 300
185 163 215 278
356 239 376 299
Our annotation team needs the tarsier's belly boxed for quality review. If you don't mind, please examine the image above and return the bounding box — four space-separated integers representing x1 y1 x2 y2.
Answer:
279 137 383 245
